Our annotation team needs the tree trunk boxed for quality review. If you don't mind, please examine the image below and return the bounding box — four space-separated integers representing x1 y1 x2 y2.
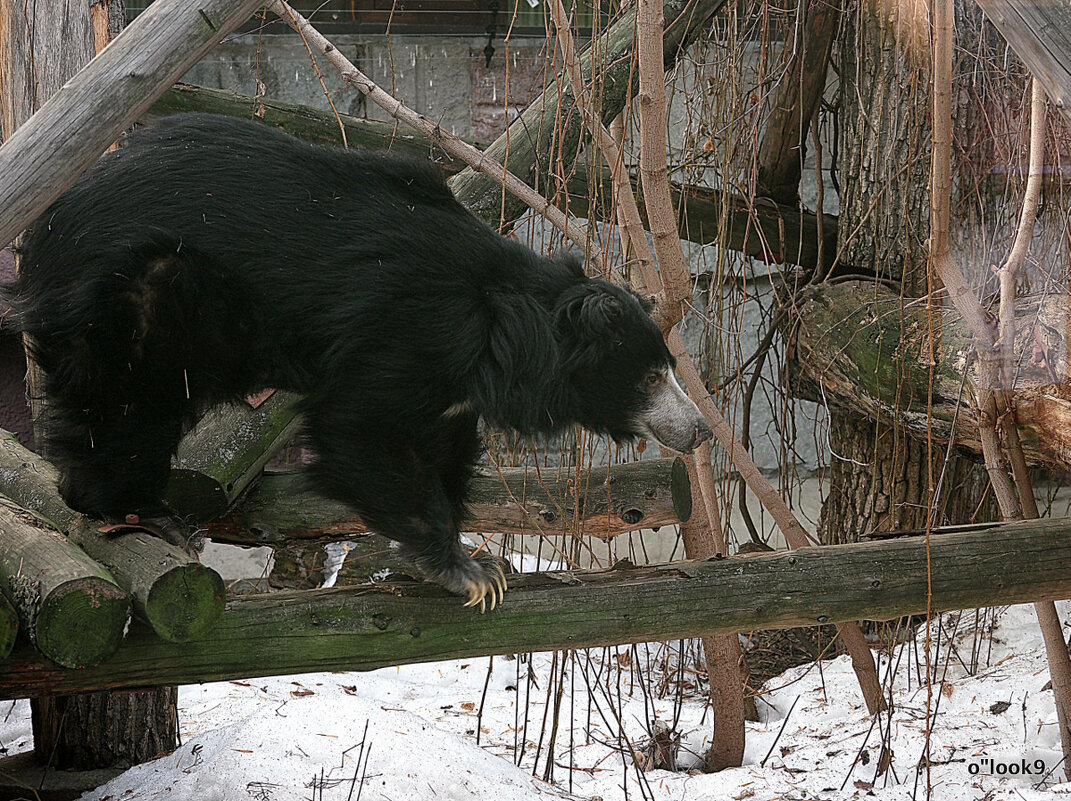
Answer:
814 0 995 555
1 0 182 770
31 687 178 770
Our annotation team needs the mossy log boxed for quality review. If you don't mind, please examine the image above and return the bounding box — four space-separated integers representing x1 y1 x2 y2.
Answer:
145 83 462 171
0 500 129 668
792 280 1071 468
165 391 303 519
4 516 1071 695
0 431 225 643
203 457 692 547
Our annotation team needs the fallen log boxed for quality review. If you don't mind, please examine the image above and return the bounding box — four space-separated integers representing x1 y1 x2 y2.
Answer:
165 391 303 520
3 516 1071 696
204 457 692 545
792 280 1071 468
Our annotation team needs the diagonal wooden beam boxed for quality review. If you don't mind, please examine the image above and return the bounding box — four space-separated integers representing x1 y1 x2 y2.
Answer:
976 0 1071 119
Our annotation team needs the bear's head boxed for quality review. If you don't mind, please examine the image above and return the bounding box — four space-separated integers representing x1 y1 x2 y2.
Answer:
554 279 712 453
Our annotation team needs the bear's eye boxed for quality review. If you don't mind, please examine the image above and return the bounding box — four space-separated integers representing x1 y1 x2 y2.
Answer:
645 372 662 387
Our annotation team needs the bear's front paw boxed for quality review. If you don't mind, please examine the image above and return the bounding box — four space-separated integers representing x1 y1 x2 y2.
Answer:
459 549 509 613
403 542 509 612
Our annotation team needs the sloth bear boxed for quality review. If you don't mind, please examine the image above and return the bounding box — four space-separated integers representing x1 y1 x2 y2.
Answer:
7 114 710 609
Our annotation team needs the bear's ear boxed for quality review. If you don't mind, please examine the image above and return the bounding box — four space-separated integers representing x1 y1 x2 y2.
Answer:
555 284 623 339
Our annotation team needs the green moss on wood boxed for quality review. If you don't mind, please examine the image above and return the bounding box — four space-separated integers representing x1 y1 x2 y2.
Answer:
35 578 129 669
145 563 226 642
0 593 17 660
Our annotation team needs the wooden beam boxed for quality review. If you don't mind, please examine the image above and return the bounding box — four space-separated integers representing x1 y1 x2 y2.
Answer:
977 0 1071 120
203 457 692 545
4 517 1071 696
0 0 264 248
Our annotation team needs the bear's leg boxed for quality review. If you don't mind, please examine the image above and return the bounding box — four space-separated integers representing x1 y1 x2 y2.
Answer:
305 409 505 609
46 400 191 547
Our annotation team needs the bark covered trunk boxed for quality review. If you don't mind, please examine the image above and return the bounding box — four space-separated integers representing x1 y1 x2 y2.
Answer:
31 687 178 770
816 2 995 544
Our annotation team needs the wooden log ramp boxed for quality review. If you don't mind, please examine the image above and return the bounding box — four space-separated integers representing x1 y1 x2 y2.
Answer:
0 432 226 662
3 516 1071 698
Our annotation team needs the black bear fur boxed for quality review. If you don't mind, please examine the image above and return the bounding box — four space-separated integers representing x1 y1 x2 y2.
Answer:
6 114 706 606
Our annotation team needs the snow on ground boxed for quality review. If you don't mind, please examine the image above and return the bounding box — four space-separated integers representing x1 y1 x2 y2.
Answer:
3 602 1071 800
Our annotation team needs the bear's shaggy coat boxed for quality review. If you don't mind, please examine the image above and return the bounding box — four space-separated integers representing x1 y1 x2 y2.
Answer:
7 114 708 606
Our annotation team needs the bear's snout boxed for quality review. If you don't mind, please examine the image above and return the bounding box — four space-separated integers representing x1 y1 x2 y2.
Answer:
638 370 711 454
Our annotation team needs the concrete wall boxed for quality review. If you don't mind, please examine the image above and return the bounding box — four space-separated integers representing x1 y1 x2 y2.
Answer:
182 34 553 144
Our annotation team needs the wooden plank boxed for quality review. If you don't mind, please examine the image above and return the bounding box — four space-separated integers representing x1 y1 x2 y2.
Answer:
4 516 1071 696
977 0 1071 118
0 0 264 248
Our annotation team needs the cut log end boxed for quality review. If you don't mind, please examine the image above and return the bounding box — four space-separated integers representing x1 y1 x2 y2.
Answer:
671 456 692 523
145 563 226 643
35 578 129 668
